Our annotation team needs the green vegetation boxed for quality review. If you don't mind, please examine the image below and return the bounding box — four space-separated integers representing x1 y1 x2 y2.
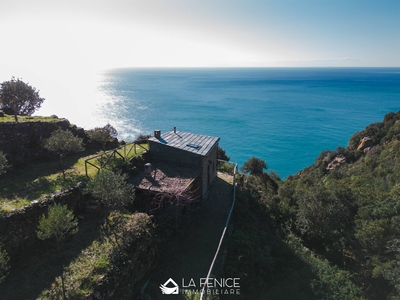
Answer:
0 113 59 123
44 129 85 179
84 169 135 212
218 145 230 161
84 142 148 177
222 111 400 300
0 142 147 214
0 243 9 283
0 77 45 122
86 123 118 151
240 156 268 175
37 203 79 254
3 106 400 299
0 151 89 214
37 203 79 299
0 151 8 175
38 212 152 299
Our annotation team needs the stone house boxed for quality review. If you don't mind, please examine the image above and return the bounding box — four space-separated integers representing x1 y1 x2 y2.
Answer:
148 128 220 199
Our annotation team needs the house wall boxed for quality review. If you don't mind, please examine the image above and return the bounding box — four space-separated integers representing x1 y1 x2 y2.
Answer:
148 142 202 169
149 141 219 199
201 143 219 198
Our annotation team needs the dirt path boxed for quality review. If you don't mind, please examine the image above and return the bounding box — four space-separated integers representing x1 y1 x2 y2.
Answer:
144 172 234 299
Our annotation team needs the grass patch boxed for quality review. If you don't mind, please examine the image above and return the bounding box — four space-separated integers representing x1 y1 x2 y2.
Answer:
0 152 90 214
83 143 148 176
38 212 152 299
0 114 60 123
0 144 148 214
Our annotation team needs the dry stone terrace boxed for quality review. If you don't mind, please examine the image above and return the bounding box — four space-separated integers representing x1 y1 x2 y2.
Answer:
129 162 200 193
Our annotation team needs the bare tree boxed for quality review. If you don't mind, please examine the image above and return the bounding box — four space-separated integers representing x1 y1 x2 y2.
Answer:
156 178 197 231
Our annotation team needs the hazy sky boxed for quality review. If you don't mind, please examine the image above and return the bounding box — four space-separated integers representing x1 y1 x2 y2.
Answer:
1 0 399 72
1 0 399 127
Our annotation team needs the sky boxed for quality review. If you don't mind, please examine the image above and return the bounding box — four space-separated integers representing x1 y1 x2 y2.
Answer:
0 0 399 126
1 0 399 71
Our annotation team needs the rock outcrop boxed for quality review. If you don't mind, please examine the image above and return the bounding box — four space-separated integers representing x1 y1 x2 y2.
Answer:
327 154 346 171
357 136 374 151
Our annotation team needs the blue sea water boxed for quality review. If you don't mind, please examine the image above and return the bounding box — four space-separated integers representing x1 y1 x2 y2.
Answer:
96 68 400 178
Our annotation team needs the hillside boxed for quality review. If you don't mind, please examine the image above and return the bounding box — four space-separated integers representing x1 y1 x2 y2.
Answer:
222 110 400 300
1 112 400 299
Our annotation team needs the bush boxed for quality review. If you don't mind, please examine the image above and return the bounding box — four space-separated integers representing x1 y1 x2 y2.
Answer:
43 129 84 179
241 156 268 175
84 170 135 212
37 203 79 254
218 161 234 174
87 124 118 150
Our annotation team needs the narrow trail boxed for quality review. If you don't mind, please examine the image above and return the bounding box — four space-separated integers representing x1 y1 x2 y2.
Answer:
144 172 234 299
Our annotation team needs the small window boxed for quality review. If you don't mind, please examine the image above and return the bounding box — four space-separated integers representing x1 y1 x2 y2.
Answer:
187 143 200 149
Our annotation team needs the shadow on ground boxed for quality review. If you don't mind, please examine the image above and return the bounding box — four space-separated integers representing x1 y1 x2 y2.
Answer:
143 173 234 300
0 215 103 299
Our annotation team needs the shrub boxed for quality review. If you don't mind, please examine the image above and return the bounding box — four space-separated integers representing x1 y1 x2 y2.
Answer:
241 156 268 175
37 203 79 254
44 129 84 178
87 124 118 151
84 170 135 212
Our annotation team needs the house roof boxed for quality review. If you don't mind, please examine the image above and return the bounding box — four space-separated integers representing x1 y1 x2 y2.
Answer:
148 130 220 156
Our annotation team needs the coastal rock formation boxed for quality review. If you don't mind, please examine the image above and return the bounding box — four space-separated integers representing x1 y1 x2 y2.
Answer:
357 136 373 151
326 154 346 171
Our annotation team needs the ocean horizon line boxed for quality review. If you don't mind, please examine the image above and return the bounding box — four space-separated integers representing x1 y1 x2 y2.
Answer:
103 66 400 71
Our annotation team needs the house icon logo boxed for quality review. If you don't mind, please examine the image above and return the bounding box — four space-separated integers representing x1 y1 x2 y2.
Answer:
160 278 179 294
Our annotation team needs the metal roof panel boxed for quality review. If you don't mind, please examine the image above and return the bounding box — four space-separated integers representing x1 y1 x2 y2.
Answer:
149 130 220 156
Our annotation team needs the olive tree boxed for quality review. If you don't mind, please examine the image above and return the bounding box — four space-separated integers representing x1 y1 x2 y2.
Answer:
44 129 84 179
0 77 45 122
84 169 135 213
37 203 79 254
37 203 78 299
84 170 135 246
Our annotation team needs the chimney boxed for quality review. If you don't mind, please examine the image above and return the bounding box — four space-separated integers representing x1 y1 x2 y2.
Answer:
144 163 152 176
154 130 161 139
174 127 176 133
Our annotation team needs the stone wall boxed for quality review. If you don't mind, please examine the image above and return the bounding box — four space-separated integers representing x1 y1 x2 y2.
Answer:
0 187 83 260
201 143 218 199
0 119 86 166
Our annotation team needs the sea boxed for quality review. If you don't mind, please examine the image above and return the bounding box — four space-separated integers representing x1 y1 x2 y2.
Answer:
92 68 400 178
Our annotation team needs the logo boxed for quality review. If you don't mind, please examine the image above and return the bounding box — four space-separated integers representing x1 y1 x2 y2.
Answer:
160 278 179 294
159 277 240 296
